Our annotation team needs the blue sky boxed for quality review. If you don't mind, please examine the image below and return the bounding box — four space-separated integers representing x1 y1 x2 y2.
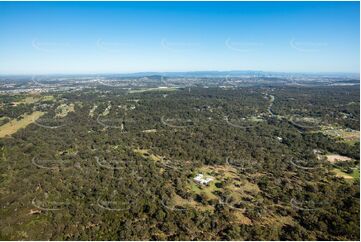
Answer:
0 1 359 74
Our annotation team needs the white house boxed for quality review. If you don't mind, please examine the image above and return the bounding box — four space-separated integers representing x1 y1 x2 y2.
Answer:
194 174 214 185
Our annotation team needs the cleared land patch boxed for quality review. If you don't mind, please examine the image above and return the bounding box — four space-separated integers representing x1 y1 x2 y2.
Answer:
189 165 260 199
102 103 111 116
325 154 352 163
12 95 54 106
0 111 44 138
55 103 75 118
89 105 98 117
332 168 354 180
178 164 259 223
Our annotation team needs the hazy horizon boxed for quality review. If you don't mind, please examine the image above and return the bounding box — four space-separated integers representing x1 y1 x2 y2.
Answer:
0 70 360 78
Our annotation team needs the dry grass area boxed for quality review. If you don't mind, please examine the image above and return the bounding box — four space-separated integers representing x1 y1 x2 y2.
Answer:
12 95 54 106
188 165 238 200
12 96 39 106
189 179 219 200
198 165 239 179
102 103 111 116
182 164 261 225
340 131 360 143
332 168 354 180
191 165 260 199
0 111 44 138
185 165 259 221
55 103 75 118
325 154 352 163
231 211 252 225
88 105 98 117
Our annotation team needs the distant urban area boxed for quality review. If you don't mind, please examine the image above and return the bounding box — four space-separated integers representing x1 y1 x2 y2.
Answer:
0 71 359 94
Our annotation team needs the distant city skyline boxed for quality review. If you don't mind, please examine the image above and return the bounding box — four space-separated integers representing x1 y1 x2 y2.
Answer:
0 1 359 74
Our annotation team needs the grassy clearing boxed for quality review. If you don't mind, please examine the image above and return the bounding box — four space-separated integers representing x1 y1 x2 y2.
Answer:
11 95 54 106
102 103 111 116
188 165 230 200
230 210 252 225
12 96 40 106
42 95 55 102
89 105 98 117
55 103 75 118
185 164 258 224
332 168 354 180
0 111 44 138
198 165 239 180
189 179 219 200
189 165 259 202
351 168 360 179
332 167 360 180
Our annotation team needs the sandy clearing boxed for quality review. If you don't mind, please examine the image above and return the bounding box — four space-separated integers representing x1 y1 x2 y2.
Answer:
325 154 352 163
